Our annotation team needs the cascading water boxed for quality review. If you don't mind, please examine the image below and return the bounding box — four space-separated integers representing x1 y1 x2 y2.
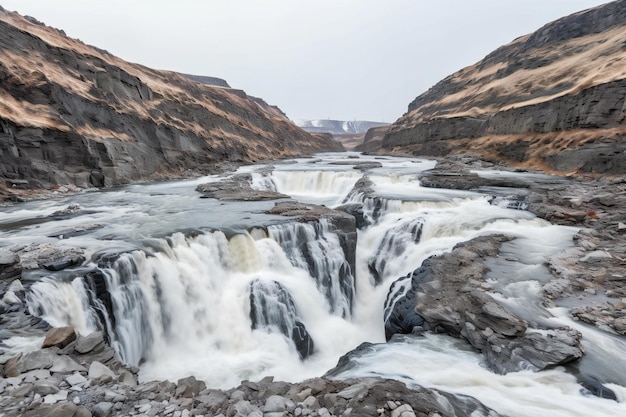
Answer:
268 219 354 318
3 152 625 416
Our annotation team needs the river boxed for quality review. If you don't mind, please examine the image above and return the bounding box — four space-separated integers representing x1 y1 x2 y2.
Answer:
1 152 625 416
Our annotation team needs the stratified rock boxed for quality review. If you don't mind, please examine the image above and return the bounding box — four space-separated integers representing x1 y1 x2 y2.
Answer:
42 327 76 349
384 235 584 373
0 8 341 193
196 174 289 201
376 2 626 175
15 244 84 271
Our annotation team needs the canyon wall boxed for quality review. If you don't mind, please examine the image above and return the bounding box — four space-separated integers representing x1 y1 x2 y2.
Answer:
0 7 342 193
379 0 626 174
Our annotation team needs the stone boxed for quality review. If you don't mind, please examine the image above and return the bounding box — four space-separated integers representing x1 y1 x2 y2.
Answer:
32 381 61 396
23 403 79 417
175 375 206 398
104 389 127 402
42 327 77 349
301 395 320 409
391 404 416 417
118 370 138 387
227 400 259 416
93 402 114 417
43 390 68 404
88 361 116 380
264 395 290 412
75 331 105 354
196 391 228 407
613 317 626 334
50 355 86 373
2 290 21 304
66 372 88 387
4 349 57 377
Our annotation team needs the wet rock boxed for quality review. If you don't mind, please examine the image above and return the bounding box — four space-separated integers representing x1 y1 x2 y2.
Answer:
384 235 584 373
42 327 76 349
16 243 85 271
196 175 288 201
249 279 315 359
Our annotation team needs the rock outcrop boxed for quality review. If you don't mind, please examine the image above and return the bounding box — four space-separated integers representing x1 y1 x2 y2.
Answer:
377 0 626 175
0 7 342 201
384 235 584 374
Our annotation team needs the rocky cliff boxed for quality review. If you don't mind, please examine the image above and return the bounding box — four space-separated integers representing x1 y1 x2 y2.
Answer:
0 7 342 196
380 0 626 175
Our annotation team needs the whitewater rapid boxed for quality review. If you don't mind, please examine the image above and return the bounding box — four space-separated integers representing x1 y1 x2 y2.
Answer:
2 152 625 416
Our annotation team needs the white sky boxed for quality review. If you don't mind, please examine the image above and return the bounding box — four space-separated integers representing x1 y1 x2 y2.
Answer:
1 0 611 122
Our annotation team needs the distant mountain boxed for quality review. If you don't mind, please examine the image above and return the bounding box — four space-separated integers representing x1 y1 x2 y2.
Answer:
368 0 626 175
295 120 389 136
0 7 342 197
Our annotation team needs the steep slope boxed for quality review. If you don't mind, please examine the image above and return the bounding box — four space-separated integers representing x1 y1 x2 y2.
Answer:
381 0 626 174
0 7 342 193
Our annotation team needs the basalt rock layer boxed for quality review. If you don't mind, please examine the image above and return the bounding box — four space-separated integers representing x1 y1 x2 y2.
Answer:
0 7 342 199
378 0 626 175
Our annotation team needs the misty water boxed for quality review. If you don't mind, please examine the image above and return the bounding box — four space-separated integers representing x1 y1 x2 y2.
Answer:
2 152 626 416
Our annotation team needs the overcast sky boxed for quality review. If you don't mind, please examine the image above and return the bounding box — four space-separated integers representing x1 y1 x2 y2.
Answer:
1 0 611 122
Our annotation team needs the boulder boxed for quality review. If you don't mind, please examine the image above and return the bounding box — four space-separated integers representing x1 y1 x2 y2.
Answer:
3 350 57 377
384 235 584 373
42 327 76 349
175 375 206 398
88 361 116 380
75 331 105 354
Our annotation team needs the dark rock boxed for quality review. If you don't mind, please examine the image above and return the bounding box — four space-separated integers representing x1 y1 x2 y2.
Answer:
375 2 626 176
0 9 342 193
384 235 584 373
580 379 618 401
249 279 315 359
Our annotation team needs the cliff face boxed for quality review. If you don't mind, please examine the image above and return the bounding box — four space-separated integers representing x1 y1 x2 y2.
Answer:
0 8 342 192
381 0 626 174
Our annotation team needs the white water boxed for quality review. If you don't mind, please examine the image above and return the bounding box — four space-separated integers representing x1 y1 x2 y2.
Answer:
3 152 625 416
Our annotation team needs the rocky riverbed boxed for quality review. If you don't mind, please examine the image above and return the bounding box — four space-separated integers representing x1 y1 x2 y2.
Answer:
2 154 626 416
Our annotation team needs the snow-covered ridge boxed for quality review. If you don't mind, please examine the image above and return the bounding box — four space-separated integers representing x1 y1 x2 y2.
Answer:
295 119 389 135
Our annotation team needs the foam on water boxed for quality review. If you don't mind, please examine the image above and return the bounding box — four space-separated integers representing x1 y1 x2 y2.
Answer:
7 153 626 415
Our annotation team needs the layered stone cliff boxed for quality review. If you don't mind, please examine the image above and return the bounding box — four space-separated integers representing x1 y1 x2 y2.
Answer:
0 8 342 195
379 0 626 174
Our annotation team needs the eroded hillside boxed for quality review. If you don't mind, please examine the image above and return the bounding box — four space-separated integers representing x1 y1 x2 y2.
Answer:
379 0 626 174
0 7 342 196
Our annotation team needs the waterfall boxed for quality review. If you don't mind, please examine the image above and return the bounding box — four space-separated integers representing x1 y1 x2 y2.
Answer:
251 170 362 206
26 221 355 375
9 153 626 415
268 219 355 318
